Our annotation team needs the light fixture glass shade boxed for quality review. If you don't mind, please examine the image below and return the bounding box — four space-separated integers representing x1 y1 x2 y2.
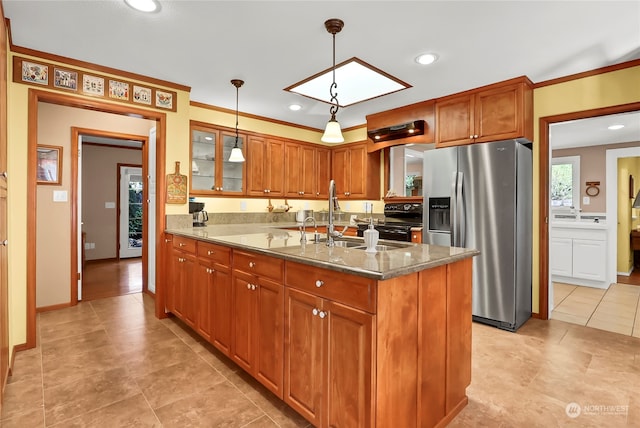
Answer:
229 147 245 162
321 118 344 143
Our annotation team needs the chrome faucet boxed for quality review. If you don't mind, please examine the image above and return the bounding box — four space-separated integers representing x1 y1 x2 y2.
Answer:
327 180 348 246
299 216 320 243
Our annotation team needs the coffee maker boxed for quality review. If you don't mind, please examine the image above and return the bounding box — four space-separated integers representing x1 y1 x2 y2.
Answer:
189 201 208 227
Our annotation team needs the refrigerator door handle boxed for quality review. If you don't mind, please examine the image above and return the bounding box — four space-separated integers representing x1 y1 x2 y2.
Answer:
450 171 458 247
457 172 465 247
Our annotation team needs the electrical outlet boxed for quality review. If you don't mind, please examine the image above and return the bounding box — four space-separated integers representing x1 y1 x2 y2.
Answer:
84 243 91 250
240 201 247 211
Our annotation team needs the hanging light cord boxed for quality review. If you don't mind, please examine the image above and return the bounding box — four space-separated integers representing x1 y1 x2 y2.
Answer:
234 84 240 148
329 30 339 118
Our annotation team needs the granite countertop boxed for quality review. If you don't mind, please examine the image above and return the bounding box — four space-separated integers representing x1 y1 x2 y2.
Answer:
165 222 479 280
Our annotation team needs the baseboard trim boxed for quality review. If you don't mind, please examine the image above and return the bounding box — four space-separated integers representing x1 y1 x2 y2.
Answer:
36 302 72 313
144 288 155 298
10 343 31 376
531 312 542 319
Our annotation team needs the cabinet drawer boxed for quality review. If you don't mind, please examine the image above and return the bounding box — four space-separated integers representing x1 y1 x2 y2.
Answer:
234 250 284 282
173 236 196 254
285 261 376 313
197 241 231 265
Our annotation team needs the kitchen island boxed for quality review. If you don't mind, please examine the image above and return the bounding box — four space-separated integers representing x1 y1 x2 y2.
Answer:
162 223 478 428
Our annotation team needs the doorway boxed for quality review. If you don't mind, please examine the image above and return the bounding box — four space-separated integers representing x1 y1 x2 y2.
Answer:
118 164 143 259
26 89 168 349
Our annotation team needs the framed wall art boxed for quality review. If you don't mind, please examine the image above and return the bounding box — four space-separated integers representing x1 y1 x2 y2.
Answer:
82 74 104 96
133 85 152 105
155 90 173 109
109 80 130 100
53 68 78 91
22 61 48 85
37 145 62 185
14 56 178 112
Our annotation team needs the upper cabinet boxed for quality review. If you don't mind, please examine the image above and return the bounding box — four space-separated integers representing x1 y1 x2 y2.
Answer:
247 136 285 197
435 77 533 148
190 122 245 195
284 142 331 199
332 142 380 200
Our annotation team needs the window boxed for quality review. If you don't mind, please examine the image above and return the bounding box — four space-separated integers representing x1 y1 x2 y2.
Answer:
550 156 580 210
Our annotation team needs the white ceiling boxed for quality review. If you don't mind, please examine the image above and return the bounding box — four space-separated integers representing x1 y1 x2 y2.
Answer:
3 1 640 142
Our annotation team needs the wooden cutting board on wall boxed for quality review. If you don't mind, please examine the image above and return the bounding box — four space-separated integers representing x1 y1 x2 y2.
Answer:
166 161 187 204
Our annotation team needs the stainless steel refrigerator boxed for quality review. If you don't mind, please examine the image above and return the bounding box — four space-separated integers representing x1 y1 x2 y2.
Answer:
422 139 532 331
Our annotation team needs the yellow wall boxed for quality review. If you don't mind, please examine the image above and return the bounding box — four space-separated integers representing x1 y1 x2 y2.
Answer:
532 65 640 312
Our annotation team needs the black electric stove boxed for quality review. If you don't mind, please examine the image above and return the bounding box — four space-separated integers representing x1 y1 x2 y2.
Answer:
356 202 423 242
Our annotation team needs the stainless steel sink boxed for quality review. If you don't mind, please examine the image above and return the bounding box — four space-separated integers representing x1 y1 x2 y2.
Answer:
331 240 362 248
351 244 406 251
314 237 413 251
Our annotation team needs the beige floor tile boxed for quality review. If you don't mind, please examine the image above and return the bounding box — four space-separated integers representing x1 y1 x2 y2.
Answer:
40 329 112 360
550 311 589 326
0 380 44 421
118 335 199 377
561 293 604 305
42 345 123 388
50 393 161 427
134 358 227 409
44 367 141 426
609 283 640 295
7 349 42 385
154 382 264 427
586 318 633 336
554 302 599 318
39 318 103 344
242 415 282 427
38 303 97 327
590 306 636 323
0 408 45 428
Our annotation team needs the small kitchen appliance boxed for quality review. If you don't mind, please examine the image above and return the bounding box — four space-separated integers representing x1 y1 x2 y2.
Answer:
189 201 208 227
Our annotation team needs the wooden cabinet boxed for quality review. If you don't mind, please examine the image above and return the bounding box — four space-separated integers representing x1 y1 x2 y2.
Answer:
331 142 380 200
190 121 246 195
285 142 315 198
284 268 374 428
197 241 232 354
411 227 423 243
232 251 285 397
315 147 331 199
168 236 197 327
247 136 285 196
435 77 533 148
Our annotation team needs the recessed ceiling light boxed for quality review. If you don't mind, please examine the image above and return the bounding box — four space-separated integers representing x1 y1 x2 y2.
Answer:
124 0 159 12
608 124 625 130
289 104 302 111
415 53 438 65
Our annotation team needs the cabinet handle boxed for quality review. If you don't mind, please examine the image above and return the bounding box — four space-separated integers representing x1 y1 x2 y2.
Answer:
164 239 172 243
249 261 256 268
219 187 223 191
474 134 479 139
179 242 186 247
247 283 251 290
178 257 185 262
207 250 214 255
206 268 214 274
315 280 324 288
318 310 327 319
0 171 6 179
252 284 257 290
312 308 319 316
1 239 7 246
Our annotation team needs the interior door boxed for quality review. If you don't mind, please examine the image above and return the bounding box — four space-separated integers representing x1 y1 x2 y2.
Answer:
119 166 143 259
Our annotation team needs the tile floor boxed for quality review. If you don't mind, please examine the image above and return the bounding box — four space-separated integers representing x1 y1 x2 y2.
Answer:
2 293 639 427
552 282 640 337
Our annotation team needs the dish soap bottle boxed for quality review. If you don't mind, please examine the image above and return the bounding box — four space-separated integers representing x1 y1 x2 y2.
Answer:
364 219 379 253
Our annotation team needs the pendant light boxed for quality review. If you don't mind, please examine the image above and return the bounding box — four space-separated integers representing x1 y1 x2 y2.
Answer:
228 79 245 163
321 19 345 144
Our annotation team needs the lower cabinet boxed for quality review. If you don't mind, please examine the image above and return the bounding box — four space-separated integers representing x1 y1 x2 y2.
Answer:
169 236 197 328
232 251 285 398
550 226 607 285
284 287 373 428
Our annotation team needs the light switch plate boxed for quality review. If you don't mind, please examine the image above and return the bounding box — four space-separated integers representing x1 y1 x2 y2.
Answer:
583 196 590 205
105 202 116 209
53 190 68 202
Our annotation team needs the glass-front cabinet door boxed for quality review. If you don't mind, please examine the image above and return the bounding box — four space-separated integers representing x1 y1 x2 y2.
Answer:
190 122 245 195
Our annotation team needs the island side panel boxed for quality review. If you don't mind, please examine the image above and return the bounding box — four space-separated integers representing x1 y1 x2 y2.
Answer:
375 273 419 428
445 257 473 422
418 264 447 427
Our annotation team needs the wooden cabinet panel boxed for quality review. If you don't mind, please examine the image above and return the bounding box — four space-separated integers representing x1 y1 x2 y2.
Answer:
173 235 196 254
247 136 284 196
286 261 375 312
234 250 284 282
435 77 533 148
254 277 284 397
331 142 380 200
196 262 213 341
231 269 255 373
435 95 474 147
325 300 374 428
232 252 285 398
284 142 316 198
197 241 231 265
170 248 196 328
210 265 232 355
315 147 331 199
284 288 324 426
